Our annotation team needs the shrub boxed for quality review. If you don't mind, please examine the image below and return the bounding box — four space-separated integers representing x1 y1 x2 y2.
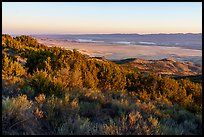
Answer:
30 70 64 96
2 54 27 78
2 95 41 135
79 101 101 118
103 111 160 135
83 89 105 102
2 78 24 97
111 98 130 115
71 98 79 111
43 95 65 131
20 85 35 99
58 115 104 135
159 118 184 135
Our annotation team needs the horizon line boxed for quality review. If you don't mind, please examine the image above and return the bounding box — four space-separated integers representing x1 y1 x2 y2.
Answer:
3 32 202 36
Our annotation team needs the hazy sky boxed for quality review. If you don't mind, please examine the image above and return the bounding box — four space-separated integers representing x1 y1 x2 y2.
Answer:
2 2 202 34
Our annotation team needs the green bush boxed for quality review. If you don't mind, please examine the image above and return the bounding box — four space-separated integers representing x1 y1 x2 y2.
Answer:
20 85 35 99
30 70 64 96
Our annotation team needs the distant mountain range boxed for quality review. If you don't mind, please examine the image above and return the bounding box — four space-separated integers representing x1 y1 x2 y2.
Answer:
32 33 202 50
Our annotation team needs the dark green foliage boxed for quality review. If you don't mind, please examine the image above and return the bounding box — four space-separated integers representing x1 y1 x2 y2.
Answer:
20 85 35 99
96 61 127 90
30 70 64 97
26 50 54 73
172 74 202 83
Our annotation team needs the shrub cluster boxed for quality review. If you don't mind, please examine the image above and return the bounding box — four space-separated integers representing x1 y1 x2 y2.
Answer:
2 34 202 135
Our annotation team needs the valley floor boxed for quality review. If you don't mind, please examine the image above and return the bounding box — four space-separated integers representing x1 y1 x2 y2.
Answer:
36 38 202 66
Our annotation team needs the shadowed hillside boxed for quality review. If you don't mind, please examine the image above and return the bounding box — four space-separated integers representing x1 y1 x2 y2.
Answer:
113 58 202 76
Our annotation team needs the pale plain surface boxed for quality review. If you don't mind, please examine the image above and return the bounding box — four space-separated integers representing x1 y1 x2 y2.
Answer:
36 39 202 66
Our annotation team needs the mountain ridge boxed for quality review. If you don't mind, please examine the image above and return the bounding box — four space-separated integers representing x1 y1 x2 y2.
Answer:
112 57 202 76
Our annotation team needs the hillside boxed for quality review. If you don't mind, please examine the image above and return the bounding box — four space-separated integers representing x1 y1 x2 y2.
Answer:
113 58 202 76
2 34 202 135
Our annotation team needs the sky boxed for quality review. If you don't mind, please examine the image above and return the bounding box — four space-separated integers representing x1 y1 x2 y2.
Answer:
2 2 202 34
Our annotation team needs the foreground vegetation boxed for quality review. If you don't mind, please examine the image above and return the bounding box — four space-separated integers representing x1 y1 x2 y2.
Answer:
2 34 202 135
